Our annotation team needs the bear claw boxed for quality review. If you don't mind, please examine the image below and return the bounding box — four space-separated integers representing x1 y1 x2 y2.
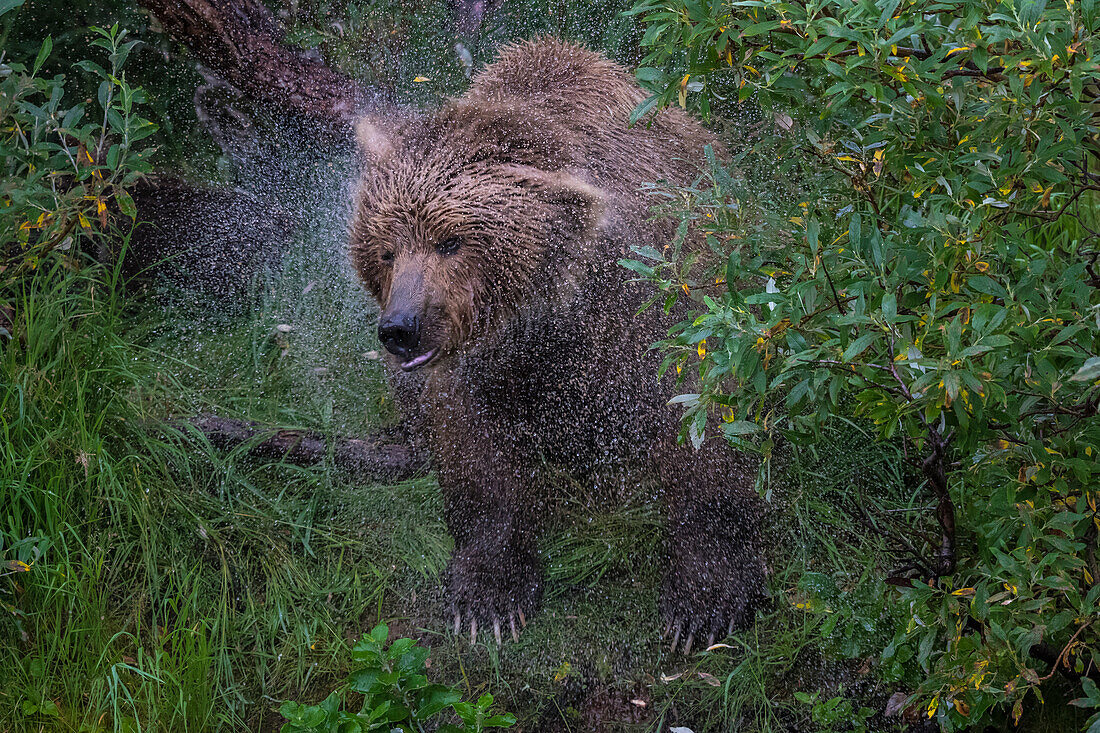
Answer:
666 616 734 654
453 609 525 645
445 541 541 645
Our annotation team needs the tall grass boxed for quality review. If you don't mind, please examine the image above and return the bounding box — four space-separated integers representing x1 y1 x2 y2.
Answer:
0 241 446 729
0 249 929 732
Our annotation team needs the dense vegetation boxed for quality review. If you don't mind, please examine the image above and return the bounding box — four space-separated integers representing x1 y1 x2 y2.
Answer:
1 0 1097 731
625 0 1100 729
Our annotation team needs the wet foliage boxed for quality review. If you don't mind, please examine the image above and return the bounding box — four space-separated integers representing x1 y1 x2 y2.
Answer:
0 23 154 294
624 0 1100 729
280 623 516 732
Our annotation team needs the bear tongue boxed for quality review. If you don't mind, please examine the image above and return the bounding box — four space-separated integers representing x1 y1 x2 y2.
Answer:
400 348 438 372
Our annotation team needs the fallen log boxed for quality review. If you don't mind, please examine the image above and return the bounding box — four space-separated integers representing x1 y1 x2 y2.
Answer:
182 414 426 481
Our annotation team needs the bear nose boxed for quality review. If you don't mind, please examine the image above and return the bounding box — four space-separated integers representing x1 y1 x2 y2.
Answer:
378 313 421 357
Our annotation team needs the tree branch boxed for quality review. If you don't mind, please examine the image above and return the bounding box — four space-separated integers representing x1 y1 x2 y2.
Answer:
138 0 375 133
174 415 426 480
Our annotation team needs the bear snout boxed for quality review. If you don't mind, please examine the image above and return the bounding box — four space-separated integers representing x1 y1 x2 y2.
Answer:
378 312 421 358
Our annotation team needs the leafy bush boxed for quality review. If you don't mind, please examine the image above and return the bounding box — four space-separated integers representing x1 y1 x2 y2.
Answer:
0 21 155 300
279 623 516 733
625 0 1100 729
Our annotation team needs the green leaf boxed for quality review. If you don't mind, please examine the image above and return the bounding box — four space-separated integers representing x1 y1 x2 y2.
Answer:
723 420 760 436
876 0 901 26
347 669 380 693
415 685 462 719
0 0 25 17
967 275 1007 299
33 36 52 75
114 187 136 219
881 293 896 324
483 713 517 727
842 332 877 362
743 20 782 36
1070 357 1100 383
619 258 655 277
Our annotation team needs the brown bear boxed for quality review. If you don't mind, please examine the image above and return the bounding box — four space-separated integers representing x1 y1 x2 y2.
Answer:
349 37 765 653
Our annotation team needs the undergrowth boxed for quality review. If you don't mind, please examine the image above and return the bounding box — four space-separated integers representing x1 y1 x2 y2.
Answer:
1 241 936 731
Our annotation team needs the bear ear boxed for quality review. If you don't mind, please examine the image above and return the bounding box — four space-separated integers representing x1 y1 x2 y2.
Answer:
509 166 606 242
355 117 397 164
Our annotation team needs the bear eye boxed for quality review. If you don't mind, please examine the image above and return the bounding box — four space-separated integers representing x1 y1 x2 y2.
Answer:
380 251 394 263
436 236 462 256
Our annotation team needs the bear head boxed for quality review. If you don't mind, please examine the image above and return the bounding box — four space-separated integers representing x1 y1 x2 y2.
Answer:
349 102 603 372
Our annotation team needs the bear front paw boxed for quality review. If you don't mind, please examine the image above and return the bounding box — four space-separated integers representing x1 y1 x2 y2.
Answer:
660 539 767 654
446 540 542 645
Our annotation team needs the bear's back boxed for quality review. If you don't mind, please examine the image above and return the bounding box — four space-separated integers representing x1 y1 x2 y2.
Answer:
464 37 717 194
466 37 646 121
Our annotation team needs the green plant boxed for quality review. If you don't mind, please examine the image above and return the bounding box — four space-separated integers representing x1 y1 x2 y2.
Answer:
0 20 155 295
279 623 516 733
625 0 1100 729
795 689 874 733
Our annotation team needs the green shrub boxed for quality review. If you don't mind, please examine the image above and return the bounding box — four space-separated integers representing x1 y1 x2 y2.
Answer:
0 20 155 299
625 0 1100 729
279 623 516 733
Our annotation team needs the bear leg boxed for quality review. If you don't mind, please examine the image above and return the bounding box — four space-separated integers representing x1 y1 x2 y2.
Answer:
444 513 543 644
656 443 767 653
434 424 543 644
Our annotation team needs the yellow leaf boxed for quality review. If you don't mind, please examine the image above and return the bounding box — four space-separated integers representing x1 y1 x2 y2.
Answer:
78 212 90 229
946 47 970 57
96 199 106 215
928 696 939 718
412 76 431 82
698 339 706 358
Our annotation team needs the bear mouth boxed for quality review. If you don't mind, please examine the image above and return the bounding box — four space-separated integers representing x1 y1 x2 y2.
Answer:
399 348 438 372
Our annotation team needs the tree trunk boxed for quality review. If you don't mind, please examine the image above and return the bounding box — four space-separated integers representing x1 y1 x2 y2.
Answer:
139 0 371 133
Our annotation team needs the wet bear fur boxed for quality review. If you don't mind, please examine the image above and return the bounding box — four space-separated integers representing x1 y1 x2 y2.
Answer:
350 37 766 645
